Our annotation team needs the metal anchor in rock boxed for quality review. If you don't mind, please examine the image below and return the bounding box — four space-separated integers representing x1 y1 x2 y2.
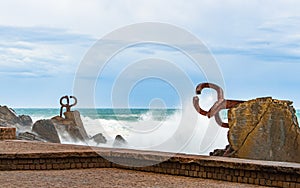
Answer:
193 83 245 128
59 95 77 117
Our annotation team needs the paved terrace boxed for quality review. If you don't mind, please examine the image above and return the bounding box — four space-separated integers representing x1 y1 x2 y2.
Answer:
0 140 299 187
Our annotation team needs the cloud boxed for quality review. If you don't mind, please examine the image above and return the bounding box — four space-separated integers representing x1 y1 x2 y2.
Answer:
208 16 300 63
0 25 95 78
0 26 92 43
1 1 300 107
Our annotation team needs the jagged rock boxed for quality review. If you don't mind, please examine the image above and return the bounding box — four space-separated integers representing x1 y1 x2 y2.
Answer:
227 97 300 163
19 115 33 126
32 119 60 143
17 131 46 142
0 106 19 127
51 110 89 142
0 106 32 128
113 135 127 147
209 148 225 156
0 105 92 144
209 145 233 156
91 133 107 144
30 110 90 143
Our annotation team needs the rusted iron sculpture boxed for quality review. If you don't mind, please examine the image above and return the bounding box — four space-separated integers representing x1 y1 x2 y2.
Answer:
193 83 245 128
59 95 77 117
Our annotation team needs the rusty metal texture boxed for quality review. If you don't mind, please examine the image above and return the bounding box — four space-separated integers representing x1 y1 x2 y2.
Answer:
193 83 244 128
59 95 77 117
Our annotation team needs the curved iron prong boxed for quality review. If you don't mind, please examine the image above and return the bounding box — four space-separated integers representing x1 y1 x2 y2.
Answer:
225 100 245 109
193 82 225 117
59 95 78 117
193 82 245 128
213 100 245 128
60 95 69 107
214 111 229 128
193 96 209 116
69 96 77 107
195 82 224 101
60 106 64 117
207 99 227 118
59 95 69 117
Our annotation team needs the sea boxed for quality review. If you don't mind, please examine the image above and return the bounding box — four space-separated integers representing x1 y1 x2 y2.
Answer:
13 108 300 155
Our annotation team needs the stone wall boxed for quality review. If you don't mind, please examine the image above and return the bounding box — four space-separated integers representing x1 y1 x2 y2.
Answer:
0 127 16 140
0 147 299 187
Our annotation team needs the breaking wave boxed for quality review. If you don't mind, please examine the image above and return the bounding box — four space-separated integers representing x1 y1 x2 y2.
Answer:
14 105 243 155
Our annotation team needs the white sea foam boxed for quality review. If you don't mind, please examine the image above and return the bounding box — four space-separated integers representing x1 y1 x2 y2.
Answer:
77 101 228 155
31 115 53 123
24 95 229 155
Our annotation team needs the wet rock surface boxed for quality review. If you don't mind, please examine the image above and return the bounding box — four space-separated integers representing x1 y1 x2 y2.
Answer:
227 97 300 163
51 110 90 143
0 105 107 144
0 102 109 144
18 115 33 127
91 133 107 144
17 132 47 142
0 106 32 128
32 119 60 143
210 145 234 157
30 110 93 143
113 135 127 147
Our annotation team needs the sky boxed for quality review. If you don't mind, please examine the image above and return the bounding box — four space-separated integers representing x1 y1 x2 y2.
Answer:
1 0 300 108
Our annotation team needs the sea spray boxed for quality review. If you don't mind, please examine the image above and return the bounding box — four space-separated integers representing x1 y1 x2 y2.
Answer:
13 106 228 155
78 98 228 155
16 105 300 154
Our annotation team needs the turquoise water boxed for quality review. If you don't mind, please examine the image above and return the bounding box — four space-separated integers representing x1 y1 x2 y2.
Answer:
14 108 300 123
14 108 178 122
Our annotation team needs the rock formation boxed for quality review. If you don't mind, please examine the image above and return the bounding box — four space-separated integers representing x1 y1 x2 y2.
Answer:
91 133 107 144
225 97 300 163
32 119 60 143
0 106 32 128
31 110 91 143
51 110 89 142
0 105 107 144
18 115 33 126
17 131 47 142
113 135 127 147
209 145 233 157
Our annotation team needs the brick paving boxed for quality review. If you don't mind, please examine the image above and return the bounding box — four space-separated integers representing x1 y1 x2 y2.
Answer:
0 168 264 188
0 140 92 153
0 141 270 187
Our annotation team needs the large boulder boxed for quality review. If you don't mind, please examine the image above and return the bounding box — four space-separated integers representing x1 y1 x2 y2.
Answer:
0 106 32 128
19 115 33 127
32 119 60 143
227 97 300 163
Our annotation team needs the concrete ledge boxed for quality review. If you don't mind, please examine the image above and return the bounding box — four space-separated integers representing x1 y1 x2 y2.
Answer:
0 141 299 187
